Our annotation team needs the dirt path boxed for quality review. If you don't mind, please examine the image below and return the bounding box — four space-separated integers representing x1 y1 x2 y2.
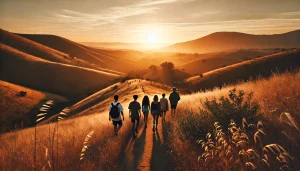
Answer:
119 116 172 171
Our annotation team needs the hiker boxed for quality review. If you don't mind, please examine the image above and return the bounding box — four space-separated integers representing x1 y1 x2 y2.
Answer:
151 95 161 132
169 87 180 117
160 93 169 122
142 95 150 129
129 95 142 137
109 95 124 135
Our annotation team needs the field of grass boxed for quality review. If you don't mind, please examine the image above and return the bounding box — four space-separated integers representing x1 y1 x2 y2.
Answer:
0 79 171 171
0 44 120 99
0 80 67 133
166 71 300 170
184 49 300 91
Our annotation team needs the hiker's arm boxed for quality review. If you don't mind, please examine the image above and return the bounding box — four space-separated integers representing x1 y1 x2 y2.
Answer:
109 105 111 121
129 110 131 118
121 111 124 120
138 110 141 118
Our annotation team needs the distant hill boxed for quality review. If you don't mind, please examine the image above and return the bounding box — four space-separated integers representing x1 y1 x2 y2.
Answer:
178 49 278 75
0 44 120 99
129 68 191 84
81 42 168 50
184 49 300 90
165 30 300 53
18 33 138 72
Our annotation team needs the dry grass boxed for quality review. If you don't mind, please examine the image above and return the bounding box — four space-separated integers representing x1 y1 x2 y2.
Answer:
0 79 171 171
167 71 300 170
0 80 67 133
185 49 300 91
0 44 120 99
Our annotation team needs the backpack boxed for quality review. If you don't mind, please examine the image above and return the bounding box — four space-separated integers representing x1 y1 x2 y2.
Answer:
110 103 120 119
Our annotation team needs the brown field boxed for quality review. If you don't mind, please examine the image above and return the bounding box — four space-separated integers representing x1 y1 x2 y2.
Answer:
0 80 67 133
0 79 171 171
167 71 300 170
0 44 120 99
184 49 300 91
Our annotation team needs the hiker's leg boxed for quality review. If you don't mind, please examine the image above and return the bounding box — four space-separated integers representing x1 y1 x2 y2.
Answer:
136 119 140 130
132 119 135 134
117 121 123 131
155 116 159 129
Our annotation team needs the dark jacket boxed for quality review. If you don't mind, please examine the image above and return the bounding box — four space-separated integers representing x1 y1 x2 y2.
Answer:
169 92 180 105
151 102 161 115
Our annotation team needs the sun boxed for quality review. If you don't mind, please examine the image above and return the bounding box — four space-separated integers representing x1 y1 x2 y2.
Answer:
147 32 158 43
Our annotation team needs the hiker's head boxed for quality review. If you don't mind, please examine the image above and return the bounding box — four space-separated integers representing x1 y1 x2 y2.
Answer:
162 93 166 97
133 95 138 101
172 87 178 92
114 95 119 101
142 95 150 105
153 95 159 102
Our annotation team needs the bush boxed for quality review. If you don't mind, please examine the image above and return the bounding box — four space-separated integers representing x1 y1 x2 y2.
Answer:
18 91 27 97
201 88 259 127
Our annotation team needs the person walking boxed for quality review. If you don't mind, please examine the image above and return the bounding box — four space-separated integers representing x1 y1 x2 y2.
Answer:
151 95 161 132
109 95 124 135
169 87 180 117
142 95 150 129
160 93 169 122
129 95 141 137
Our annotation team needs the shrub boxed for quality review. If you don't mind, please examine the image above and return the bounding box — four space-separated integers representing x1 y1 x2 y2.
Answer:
18 91 27 97
201 88 259 127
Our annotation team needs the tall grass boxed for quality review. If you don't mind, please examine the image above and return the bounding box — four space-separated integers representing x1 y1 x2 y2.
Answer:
166 71 300 170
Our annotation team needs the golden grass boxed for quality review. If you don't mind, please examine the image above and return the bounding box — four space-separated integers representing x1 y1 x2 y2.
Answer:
0 80 171 170
185 49 300 91
167 71 300 170
0 80 67 133
0 44 120 99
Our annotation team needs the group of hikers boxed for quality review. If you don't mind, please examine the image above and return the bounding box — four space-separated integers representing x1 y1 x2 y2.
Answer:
109 87 181 137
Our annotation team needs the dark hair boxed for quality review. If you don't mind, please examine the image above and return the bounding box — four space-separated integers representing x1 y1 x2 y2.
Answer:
153 95 159 102
114 95 119 101
142 95 150 106
162 93 165 97
133 95 138 100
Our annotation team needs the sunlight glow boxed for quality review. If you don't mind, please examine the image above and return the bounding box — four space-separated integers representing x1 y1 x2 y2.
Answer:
147 32 158 43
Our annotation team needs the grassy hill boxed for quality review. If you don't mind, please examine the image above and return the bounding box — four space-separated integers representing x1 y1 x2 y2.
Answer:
0 80 67 133
178 49 278 75
184 49 300 90
18 33 138 72
128 68 191 84
0 44 120 99
165 30 300 53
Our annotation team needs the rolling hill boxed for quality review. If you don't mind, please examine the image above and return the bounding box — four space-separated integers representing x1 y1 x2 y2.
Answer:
0 43 120 99
0 80 67 133
165 30 300 53
18 33 138 72
184 49 300 90
178 49 279 75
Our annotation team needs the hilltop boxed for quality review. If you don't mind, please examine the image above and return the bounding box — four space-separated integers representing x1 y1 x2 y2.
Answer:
165 30 300 53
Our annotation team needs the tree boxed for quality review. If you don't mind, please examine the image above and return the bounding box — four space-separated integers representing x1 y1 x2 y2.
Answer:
160 62 174 70
149 65 158 71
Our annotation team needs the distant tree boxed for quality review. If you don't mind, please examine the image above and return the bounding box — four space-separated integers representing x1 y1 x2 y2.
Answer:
199 73 204 78
160 62 174 70
149 65 158 71
202 59 206 62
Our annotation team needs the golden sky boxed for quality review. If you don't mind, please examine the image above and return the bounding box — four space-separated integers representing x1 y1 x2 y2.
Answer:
0 0 300 43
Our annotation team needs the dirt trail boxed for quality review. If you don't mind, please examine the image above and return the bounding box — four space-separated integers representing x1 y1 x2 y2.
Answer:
119 112 172 171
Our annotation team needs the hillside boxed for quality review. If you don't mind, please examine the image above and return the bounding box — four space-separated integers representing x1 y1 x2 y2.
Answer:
0 79 172 170
0 80 67 133
18 33 138 72
165 30 300 53
128 68 191 84
179 49 278 75
0 44 120 99
184 49 300 90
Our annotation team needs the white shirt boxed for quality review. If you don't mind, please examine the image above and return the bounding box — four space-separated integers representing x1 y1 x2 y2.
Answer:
109 102 124 121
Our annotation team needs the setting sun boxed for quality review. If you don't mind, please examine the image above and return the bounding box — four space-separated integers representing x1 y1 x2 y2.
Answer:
147 32 158 43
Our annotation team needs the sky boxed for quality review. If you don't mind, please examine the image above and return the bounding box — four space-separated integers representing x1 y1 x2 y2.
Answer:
0 0 300 44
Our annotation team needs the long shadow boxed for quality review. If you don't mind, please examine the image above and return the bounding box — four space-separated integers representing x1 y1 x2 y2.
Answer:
131 128 147 170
